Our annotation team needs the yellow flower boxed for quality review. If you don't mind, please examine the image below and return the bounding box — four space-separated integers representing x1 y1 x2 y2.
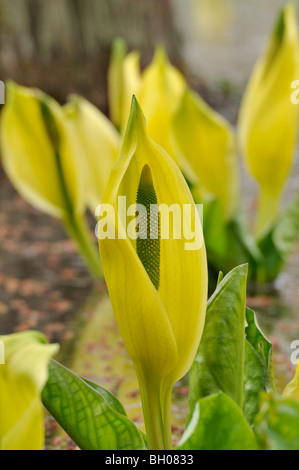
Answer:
0 331 58 450
65 96 121 213
108 38 141 133
171 89 239 220
98 97 208 449
138 47 186 157
238 3 299 239
1 82 84 219
0 82 102 278
283 362 299 402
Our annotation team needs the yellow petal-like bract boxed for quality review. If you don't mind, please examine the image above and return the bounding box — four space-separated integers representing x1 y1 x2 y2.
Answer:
0 82 84 219
65 96 121 212
0 331 59 450
138 47 186 157
98 97 208 449
238 3 299 237
108 38 141 133
283 363 299 402
171 89 239 220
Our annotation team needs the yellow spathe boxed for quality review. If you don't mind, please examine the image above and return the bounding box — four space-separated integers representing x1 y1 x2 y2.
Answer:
65 96 121 213
1 82 84 219
98 97 208 449
171 89 239 220
238 3 299 238
0 331 58 450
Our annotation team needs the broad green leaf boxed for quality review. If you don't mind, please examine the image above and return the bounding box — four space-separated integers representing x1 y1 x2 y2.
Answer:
187 264 248 423
243 308 276 424
82 378 127 417
178 393 258 450
0 331 59 450
257 192 299 282
42 360 146 450
255 394 299 450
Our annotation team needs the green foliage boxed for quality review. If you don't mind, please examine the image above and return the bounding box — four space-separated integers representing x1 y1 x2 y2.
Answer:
257 192 299 282
40 264 299 450
243 308 276 424
255 395 299 450
187 264 248 420
178 393 258 450
204 192 299 285
42 360 146 450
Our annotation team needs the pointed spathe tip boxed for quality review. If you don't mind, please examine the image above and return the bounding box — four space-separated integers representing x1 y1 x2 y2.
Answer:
127 94 147 132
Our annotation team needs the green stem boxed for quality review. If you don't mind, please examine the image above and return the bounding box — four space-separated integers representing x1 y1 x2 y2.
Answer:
255 188 281 241
161 384 173 450
137 370 165 450
63 213 103 279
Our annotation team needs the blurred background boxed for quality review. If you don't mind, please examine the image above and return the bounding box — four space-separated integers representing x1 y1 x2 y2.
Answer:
0 0 292 116
0 0 298 448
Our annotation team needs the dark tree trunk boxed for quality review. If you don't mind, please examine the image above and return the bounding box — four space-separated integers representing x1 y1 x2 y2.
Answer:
0 0 183 111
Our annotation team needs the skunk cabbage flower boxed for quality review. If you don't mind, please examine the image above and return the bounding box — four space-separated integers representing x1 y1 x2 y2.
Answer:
171 89 238 220
0 82 102 278
138 47 186 157
0 331 58 450
65 96 121 212
283 362 299 401
98 98 208 450
238 3 299 238
108 38 141 133
0 82 84 219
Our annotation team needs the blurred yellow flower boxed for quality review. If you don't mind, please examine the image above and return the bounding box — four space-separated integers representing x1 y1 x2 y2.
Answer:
238 3 299 239
65 96 121 213
138 47 186 158
283 362 299 402
171 88 239 220
1 82 84 220
0 82 103 278
108 38 141 133
0 331 58 450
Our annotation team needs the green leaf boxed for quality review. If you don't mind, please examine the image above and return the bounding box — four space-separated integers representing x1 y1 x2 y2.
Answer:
257 192 299 282
82 378 127 416
42 360 146 450
178 393 258 450
243 308 276 424
255 394 299 450
187 264 248 423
